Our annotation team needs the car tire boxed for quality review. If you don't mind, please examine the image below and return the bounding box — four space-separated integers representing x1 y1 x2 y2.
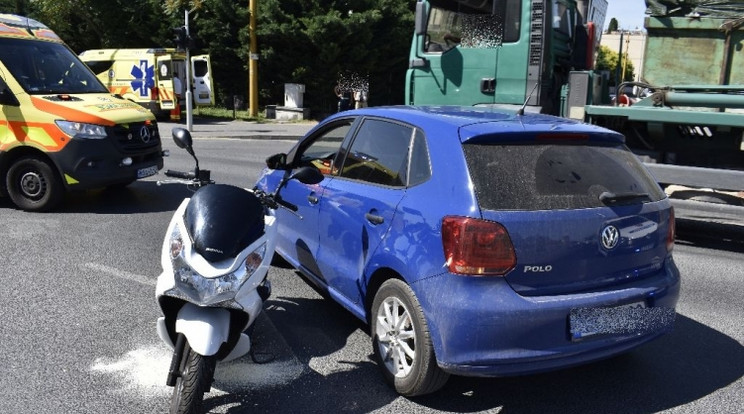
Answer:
371 279 449 396
6 156 63 212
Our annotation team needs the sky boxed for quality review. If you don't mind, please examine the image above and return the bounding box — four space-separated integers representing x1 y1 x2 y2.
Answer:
605 0 648 30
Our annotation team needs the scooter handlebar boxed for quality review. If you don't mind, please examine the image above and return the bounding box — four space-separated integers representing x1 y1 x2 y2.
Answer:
164 170 196 180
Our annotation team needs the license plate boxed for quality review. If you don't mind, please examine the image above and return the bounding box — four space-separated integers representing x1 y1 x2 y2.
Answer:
137 165 159 178
570 301 648 340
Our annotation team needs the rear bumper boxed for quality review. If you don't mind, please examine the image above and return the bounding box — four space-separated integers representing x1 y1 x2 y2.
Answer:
413 258 680 377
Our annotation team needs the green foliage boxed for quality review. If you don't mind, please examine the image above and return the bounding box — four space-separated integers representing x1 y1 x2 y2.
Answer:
595 45 635 85
11 0 414 116
607 17 618 33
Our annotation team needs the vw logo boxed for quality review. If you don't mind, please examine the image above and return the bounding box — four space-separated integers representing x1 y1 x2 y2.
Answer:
601 225 620 250
139 126 151 144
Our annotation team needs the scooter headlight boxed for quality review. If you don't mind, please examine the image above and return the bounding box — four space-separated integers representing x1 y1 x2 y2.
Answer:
172 242 268 306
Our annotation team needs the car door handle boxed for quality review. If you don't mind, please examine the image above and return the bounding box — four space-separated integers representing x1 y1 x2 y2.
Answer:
365 213 384 225
308 195 319 205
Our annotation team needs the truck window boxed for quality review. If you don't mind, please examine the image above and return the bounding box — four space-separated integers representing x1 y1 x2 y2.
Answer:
425 0 521 53
0 38 107 94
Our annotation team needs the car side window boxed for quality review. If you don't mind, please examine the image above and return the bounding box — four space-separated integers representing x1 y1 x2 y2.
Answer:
295 121 352 175
338 119 413 187
408 129 431 187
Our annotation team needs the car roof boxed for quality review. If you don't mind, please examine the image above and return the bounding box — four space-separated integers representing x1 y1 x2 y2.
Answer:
331 105 625 144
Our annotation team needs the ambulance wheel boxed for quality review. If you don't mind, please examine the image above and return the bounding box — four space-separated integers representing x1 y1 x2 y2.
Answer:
6 156 63 212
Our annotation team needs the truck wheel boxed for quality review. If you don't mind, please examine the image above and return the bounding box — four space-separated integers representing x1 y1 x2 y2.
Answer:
371 279 449 396
170 342 216 414
6 156 63 212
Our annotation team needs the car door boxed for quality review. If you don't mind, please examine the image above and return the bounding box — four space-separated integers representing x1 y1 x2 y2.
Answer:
191 54 214 106
155 55 176 110
315 118 413 309
273 118 356 282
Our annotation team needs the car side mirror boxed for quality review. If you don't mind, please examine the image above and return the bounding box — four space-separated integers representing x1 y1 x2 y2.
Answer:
291 166 324 185
266 153 288 170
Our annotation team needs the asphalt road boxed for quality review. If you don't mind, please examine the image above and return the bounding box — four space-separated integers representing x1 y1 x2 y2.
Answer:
0 126 742 413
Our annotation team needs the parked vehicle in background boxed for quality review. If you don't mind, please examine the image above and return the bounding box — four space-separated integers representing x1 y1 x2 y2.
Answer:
0 14 163 211
256 105 680 396
79 48 214 119
406 0 744 208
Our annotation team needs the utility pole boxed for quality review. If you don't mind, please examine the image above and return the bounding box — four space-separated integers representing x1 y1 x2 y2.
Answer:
248 0 258 117
185 9 194 131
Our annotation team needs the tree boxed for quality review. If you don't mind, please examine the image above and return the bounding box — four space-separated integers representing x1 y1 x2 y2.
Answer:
607 17 618 33
256 0 414 115
595 45 636 86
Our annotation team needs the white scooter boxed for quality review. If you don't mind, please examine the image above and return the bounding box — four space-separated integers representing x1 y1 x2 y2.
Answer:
155 128 321 414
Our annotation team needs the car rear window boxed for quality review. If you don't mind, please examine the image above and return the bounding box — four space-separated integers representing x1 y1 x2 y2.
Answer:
463 142 666 211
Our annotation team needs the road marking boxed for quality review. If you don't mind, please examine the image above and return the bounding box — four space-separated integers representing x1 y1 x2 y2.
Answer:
84 262 155 286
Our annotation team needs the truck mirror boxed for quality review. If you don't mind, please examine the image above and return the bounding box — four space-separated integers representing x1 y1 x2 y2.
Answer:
415 1 427 36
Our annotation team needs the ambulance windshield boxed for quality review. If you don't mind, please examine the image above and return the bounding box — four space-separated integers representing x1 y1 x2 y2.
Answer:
0 38 107 95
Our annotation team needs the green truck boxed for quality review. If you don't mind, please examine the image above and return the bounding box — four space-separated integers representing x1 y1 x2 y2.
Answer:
406 0 744 215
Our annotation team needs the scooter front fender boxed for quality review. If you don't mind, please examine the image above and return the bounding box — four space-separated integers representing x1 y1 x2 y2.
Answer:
175 303 230 356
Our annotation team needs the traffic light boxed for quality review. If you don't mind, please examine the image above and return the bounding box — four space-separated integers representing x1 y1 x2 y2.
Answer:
173 26 189 51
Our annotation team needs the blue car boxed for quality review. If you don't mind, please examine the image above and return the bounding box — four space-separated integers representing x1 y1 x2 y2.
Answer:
256 106 680 396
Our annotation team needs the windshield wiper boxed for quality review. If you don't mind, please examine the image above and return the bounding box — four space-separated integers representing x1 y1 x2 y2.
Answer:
599 191 650 205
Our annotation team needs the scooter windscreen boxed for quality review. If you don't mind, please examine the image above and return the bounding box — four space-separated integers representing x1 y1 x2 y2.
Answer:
184 184 265 263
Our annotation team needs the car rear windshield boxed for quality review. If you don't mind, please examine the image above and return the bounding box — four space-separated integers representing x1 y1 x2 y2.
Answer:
463 142 666 211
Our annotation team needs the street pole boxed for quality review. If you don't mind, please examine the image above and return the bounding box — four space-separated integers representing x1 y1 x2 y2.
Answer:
185 9 194 131
249 0 258 117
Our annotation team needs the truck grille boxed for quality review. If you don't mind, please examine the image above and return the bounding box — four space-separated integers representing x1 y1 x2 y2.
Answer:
108 122 160 153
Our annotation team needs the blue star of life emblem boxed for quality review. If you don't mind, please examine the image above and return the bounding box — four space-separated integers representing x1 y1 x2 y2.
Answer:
130 59 155 97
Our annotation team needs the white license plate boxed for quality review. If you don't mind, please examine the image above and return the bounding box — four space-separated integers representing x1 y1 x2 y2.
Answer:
570 301 648 340
137 165 159 178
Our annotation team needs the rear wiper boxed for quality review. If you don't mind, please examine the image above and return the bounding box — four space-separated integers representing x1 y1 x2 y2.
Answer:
599 191 650 205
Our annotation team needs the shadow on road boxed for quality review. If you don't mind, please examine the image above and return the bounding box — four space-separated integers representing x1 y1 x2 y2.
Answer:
199 304 742 413
201 295 397 413
412 314 744 413
58 181 195 214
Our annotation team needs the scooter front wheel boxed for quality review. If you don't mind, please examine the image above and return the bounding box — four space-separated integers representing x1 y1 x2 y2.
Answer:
170 341 217 414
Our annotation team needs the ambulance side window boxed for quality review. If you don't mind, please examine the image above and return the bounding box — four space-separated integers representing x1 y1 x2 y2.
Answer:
193 61 208 77
84 60 114 76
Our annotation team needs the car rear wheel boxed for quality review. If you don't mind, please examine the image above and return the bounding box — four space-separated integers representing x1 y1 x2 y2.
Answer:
371 279 449 396
6 156 63 212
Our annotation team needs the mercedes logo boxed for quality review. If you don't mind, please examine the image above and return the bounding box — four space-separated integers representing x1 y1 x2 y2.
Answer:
139 126 151 144
601 225 619 250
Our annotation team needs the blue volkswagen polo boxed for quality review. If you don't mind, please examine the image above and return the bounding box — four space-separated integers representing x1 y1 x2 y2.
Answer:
256 106 680 396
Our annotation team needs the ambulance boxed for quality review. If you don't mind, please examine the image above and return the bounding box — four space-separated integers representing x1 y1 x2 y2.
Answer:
0 14 164 211
79 48 214 119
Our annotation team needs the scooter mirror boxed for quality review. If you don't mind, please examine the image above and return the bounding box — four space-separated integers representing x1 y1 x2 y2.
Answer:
291 166 324 185
171 127 193 151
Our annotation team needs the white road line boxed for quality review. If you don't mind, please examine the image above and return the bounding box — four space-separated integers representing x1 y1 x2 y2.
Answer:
84 262 156 286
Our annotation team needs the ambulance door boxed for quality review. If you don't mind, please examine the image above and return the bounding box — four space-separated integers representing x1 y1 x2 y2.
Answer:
191 55 214 106
155 56 176 110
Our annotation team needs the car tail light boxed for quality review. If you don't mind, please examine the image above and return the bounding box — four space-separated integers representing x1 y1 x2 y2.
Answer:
150 87 159 101
667 207 675 252
442 216 516 276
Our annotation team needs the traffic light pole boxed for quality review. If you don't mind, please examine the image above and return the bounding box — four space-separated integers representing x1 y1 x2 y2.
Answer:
185 10 194 131
249 0 258 117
